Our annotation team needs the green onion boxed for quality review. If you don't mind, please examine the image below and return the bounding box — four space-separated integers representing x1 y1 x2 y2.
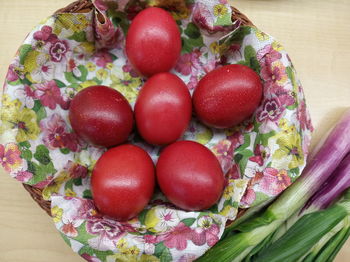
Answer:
197 109 350 262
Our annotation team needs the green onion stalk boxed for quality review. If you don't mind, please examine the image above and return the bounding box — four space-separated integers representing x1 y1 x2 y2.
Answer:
197 109 350 262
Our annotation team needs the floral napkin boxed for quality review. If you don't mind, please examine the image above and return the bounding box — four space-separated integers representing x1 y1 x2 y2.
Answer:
0 0 313 261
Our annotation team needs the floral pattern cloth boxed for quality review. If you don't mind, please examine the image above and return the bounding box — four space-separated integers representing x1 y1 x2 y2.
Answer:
0 0 313 261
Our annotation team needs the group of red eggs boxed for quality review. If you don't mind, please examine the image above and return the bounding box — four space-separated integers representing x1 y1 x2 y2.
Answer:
68 7 263 221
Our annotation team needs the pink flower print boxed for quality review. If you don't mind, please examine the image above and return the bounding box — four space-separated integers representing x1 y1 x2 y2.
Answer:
86 219 126 240
226 164 240 179
157 222 194 251
81 254 102 262
0 143 22 173
34 80 66 110
203 59 218 74
178 254 197 262
50 40 68 62
14 85 35 109
95 16 122 49
13 170 33 183
192 217 220 247
212 140 234 173
61 220 79 238
227 131 244 149
257 97 284 123
187 74 199 90
7 59 25 82
64 160 88 179
33 25 57 44
93 49 113 68
123 60 139 78
260 168 291 196
274 86 295 107
33 175 54 189
94 0 108 11
145 234 158 255
67 58 81 77
175 51 201 76
297 100 313 131
261 60 288 86
257 44 282 64
40 113 81 152
192 3 225 34
240 188 256 206
77 199 99 220
249 144 270 166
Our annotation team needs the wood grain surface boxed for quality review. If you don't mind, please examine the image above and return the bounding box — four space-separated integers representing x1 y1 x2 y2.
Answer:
0 0 349 261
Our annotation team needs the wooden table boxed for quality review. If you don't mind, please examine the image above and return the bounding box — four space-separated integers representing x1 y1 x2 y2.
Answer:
0 0 349 261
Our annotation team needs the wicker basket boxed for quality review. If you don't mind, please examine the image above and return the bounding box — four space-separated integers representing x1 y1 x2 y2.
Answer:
22 0 254 218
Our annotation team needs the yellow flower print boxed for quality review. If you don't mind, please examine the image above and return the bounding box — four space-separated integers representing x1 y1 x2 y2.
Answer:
116 238 128 252
195 128 213 145
210 41 227 55
272 41 284 52
42 171 71 200
273 131 304 170
1 98 40 143
52 206 63 223
255 29 270 42
106 63 114 70
96 68 108 80
110 72 142 103
85 62 96 72
271 61 288 86
223 184 234 200
77 80 98 92
124 246 140 256
214 4 228 18
219 205 237 217
278 119 296 135
107 253 159 262
65 188 77 197
148 0 190 20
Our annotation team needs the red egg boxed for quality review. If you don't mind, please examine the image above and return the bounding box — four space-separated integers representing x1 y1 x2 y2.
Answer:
156 141 224 211
69 85 133 147
193 64 263 129
91 144 155 221
125 7 181 77
135 73 192 146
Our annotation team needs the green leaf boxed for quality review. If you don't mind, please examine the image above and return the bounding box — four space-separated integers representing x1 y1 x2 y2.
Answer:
73 178 82 186
252 192 271 207
34 145 51 165
27 161 56 185
78 245 94 256
19 44 32 64
110 53 117 61
182 36 204 53
36 106 47 123
94 250 114 261
32 100 42 113
181 218 196 227
155 242 172 262
109 11 129 35
236 134 251 152
59 232 71 246
138 209 148 225
54 79 66 88
64 72 77 84
74 222 95 243
21 149 32 161
7 79 21 86
60 148 71 154
21 77 32 86
83 189 92 199
75 65 88 82
214 14 232 26
19 141 31 149
244 45 260 74
64 179 74 190
234 150 254 175
185 22 201 39
255 131 276 147
68 31 87 42
92 77 103 85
